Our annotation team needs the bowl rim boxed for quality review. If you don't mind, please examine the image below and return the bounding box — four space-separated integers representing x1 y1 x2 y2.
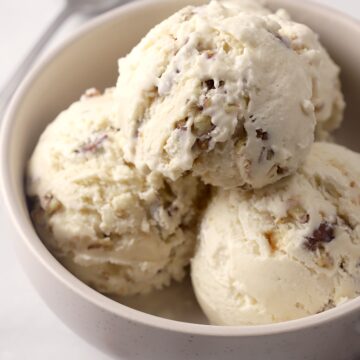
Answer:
1 0 360 338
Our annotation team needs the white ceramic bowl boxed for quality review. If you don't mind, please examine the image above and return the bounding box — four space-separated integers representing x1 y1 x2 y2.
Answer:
1 1 360 359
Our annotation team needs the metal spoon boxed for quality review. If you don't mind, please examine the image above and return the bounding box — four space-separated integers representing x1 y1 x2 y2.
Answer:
0 0 129 120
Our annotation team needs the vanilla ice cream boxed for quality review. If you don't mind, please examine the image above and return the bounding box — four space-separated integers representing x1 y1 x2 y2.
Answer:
192 142 360 325
27 89 204 296
272 10 345 140
115 0 343 190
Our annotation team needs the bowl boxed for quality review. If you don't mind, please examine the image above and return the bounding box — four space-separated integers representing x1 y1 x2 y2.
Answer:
1 0 360 359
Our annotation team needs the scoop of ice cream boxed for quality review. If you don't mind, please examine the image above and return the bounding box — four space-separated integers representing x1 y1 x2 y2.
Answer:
192 142 360 325
27 88 204 296
115 0 322 189
272 10 345 140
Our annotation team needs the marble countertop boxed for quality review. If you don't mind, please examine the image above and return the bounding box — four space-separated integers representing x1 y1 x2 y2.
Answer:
0 1 359 359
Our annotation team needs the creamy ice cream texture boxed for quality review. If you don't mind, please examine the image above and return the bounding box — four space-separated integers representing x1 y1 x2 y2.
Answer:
27 89 204 296
115 0 343 189
26 0 350 324
192 143 360 325
273 9 345 140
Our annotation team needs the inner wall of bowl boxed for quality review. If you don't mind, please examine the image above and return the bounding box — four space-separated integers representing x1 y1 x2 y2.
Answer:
9 0 360 324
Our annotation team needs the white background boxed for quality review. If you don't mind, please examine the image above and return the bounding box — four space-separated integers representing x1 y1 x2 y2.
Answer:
0 1 359 359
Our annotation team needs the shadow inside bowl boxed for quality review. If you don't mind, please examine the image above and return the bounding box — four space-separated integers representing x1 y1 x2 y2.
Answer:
115 276 209 324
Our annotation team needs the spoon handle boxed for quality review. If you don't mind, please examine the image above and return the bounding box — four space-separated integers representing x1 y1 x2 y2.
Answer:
0 5 73 121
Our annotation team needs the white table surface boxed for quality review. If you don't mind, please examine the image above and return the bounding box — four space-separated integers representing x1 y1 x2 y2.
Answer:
0 1 359 359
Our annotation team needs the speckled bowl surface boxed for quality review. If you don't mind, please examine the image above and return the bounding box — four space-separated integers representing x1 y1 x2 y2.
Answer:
1 0 360 359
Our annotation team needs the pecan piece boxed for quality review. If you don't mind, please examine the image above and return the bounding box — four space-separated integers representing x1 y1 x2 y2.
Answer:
256 128 269 141
266 148 275 161
223 42 231 53
249 114 256 123
175 118 188 131
202 98 212 109
317 299 335 314
206 51 215 59
304 222 335 251
167 205 179 217
203 79 215 91
195 137 211 151
277 166 288 176
43 193 62 215
300 214 310 224
258 147 266 163
76 134 108 154
264 231 277 252
192 116 214 137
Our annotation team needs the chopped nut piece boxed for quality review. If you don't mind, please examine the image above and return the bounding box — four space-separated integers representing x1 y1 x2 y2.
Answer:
243 159 252 174
175 118 188 131
87 243 113 250
225 104 238 114
149 85 159 97
316 252 334 268
304 222 335 251
264 231 277 252
276 166 288 175
195 40 210 52
287 204 310 224
167 205 179 217
266 148 275 161
223 42 231 53
238 183 253 191
323 181 341 199
300 214 310 224
76 134 108 154
206 50 215 59
109 126 121 132
204 79 215 91
232 122 246 142
159 181 176 204
193 116 214 137
243 94 250 107
249 114 256 122
203 98 212 109
337 214 353 230
278 201 310 225
192 120 216 150
291 42 307 53
256 128 269 141
195 137 210 151
258 147 266 163
339 258 348 273
317 299 335 314
44 193 62 215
